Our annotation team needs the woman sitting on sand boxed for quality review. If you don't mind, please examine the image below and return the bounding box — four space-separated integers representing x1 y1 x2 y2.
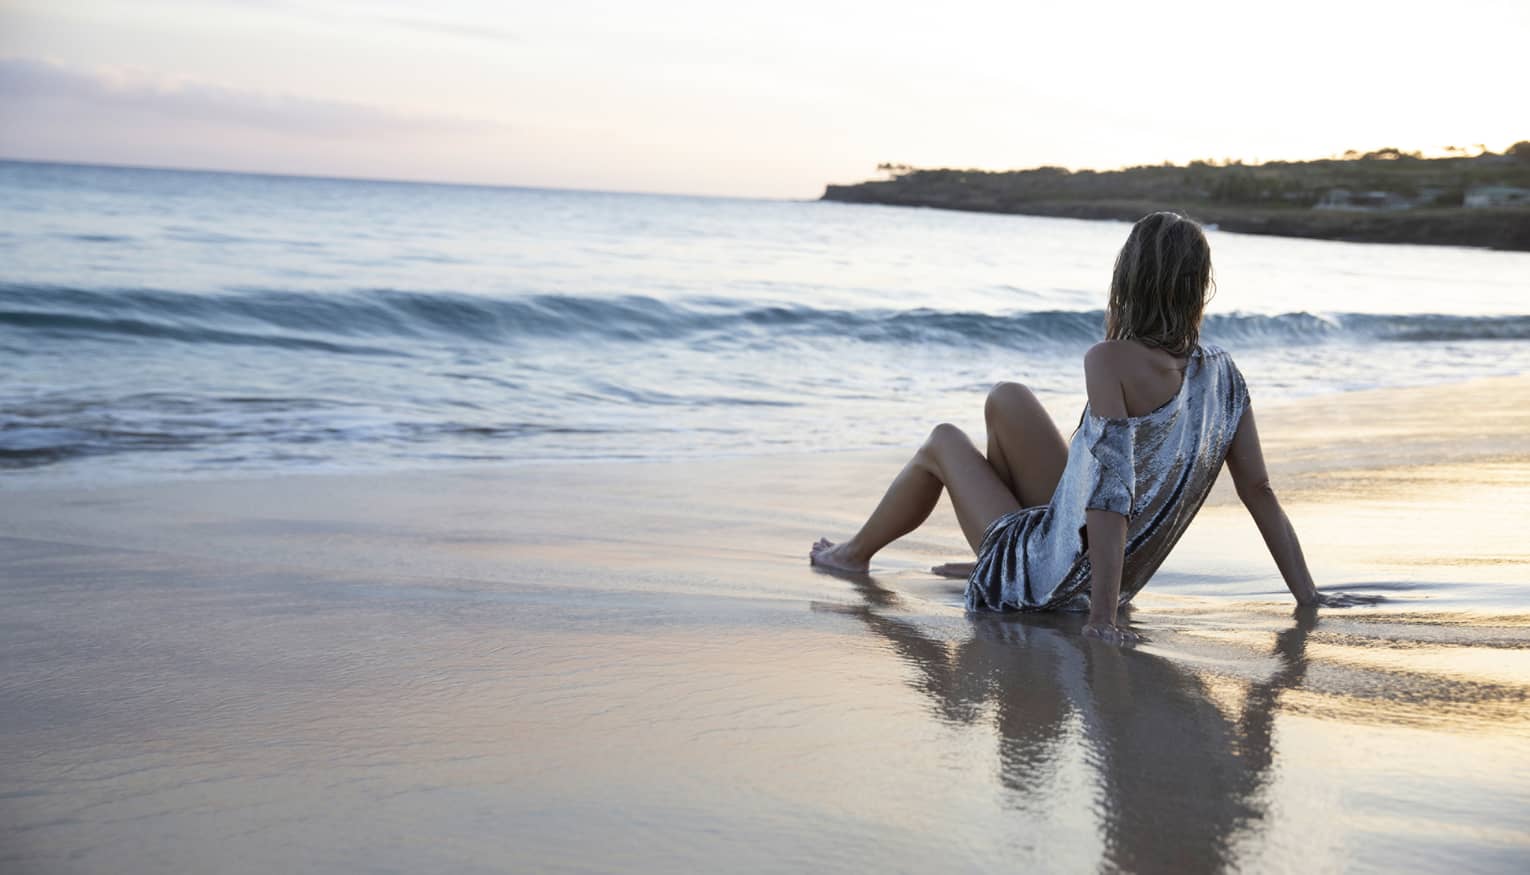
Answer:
810 211 1328 644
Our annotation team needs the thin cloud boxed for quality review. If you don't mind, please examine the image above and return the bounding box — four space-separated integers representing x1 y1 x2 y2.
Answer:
207 0 521 45
377 15 520 44
0 56 508 138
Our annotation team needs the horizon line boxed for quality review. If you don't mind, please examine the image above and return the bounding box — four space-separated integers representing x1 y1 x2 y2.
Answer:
0 154 802 204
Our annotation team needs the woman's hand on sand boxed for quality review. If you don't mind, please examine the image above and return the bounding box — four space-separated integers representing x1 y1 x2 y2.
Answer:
930 562 975 579
1308 591 1384 608
1082 621 1141 646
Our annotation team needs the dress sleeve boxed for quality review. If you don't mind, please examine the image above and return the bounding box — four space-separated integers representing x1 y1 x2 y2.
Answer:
1083 415 1136 516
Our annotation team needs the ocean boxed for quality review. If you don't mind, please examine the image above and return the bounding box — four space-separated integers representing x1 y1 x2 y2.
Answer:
6 160 1530 874
4 159 1530 483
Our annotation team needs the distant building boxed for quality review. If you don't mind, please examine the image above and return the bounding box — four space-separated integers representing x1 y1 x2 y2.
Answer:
1464 185 1530 208
1315 188 1352 209
1415 186 1448 206
1315 188 1413 211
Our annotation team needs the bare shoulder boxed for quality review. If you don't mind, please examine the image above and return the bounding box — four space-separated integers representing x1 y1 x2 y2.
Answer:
1083 341 1131 417
1084 340 1139 376
1084 340 1151 389
1085 340 1189 418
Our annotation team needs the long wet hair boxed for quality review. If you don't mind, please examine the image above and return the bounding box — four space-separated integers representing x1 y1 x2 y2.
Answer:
1104 211 1214 356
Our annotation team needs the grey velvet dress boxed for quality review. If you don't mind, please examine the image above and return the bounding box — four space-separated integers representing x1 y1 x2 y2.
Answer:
966 343 1250 613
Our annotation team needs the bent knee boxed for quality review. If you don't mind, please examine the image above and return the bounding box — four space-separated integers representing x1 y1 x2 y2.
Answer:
918 422 971 473
985 381 1037 421
926 422 968 447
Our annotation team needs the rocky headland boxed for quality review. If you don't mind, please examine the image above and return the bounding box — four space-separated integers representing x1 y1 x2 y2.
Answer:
822 147 1530 250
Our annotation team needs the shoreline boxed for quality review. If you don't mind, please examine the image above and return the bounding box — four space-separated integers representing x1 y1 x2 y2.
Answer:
7 370 1530 495
4 373 1528 608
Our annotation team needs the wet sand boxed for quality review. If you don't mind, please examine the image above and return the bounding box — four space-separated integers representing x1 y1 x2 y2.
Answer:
3 377 1529 873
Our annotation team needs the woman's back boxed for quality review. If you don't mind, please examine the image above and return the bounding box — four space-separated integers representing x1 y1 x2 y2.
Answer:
1085 339 1190 419
965 343 1250 613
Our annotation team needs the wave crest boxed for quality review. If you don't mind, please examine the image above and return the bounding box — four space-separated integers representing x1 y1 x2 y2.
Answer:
3 283 1528 352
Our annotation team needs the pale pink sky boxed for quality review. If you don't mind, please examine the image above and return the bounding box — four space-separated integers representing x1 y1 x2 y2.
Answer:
1 0 1525 198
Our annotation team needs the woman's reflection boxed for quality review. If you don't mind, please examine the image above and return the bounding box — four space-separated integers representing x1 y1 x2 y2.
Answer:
826 577 1316 874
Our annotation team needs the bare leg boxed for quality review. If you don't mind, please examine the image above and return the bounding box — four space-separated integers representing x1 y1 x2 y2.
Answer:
984 381 1068 507
926 383 1069 578
811 423 1021 572
811 459 941 572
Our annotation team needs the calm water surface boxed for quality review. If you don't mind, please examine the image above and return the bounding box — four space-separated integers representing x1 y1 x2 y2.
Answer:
3 159 1530 482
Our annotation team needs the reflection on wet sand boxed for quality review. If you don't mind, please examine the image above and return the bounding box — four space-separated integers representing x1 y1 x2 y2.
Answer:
830 577 1319 874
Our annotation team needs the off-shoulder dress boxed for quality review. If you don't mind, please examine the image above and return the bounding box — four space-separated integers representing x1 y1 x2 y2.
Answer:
966 343 1251 613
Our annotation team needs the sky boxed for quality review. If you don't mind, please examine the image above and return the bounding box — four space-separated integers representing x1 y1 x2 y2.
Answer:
0 0 1526 198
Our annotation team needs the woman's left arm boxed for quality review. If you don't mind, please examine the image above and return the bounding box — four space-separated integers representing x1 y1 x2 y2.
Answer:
1083 509 1135 643
1080 343 1138 644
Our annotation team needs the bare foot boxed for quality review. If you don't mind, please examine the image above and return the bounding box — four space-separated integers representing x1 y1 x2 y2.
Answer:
809 537 869 573
931 561 975 579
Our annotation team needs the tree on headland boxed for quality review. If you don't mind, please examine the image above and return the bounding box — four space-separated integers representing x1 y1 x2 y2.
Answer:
1361 147 1423 161
1509 141 1530 162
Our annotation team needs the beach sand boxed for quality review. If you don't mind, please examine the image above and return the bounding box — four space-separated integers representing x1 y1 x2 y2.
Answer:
3 377 1529 873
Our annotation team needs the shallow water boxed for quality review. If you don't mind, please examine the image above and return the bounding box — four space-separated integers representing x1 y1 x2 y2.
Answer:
4 371 1530 871
0 520 1523 875
4 160 1530 482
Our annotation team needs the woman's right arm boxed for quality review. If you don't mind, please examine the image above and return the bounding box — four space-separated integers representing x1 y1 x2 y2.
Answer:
1224 407 1320 606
